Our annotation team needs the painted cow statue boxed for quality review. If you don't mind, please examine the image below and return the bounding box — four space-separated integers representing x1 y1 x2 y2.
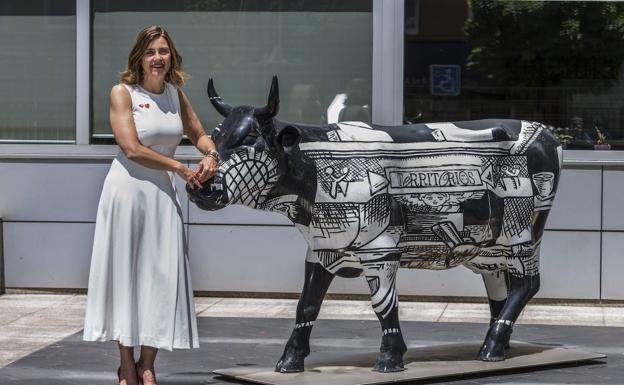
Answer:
189 77 562 373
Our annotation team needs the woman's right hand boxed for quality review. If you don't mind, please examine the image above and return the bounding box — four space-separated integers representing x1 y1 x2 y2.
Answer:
175 163 203 189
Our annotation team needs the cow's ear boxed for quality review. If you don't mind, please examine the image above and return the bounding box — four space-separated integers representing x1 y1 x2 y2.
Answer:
276 125 301 155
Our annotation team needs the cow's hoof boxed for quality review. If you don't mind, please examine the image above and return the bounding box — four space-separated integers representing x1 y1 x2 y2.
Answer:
478 341 506 362
373 351 405 372
275 354 305 373
478 322 512 362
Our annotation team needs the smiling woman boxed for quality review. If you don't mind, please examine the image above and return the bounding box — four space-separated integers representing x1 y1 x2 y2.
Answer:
82 25 218 385
118 27 186 92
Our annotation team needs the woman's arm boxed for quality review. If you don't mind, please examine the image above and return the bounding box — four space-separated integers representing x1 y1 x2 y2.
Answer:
178 88 218 182
110 84 202 188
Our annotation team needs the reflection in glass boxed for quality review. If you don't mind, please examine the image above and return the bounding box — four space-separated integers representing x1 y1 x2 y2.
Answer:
0 1 76 142
92 1 372 140
404 0 624 150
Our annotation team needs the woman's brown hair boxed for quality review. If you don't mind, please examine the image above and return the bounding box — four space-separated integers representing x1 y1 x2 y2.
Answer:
119 25 188 87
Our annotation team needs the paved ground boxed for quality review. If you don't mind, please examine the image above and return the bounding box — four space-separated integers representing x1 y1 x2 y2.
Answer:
0 294 623 384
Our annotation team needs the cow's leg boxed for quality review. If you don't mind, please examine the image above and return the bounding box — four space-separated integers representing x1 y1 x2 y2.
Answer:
479 218 547 361
275 259 334 373
478 269 539 361
479 206 551 362
481 271 509 326
481 271 511 350
359 248 406 372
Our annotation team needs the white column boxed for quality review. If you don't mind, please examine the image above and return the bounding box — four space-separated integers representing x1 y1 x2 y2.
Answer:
76 0 90 145
372 0 404 126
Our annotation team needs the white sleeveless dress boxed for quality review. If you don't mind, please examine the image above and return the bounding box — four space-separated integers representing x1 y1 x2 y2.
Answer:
83 82 199 350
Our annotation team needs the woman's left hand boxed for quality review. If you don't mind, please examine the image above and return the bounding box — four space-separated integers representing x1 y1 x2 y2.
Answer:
195 155 218 183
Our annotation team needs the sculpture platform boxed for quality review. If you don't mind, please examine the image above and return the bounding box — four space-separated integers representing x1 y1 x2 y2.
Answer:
214 341 605 385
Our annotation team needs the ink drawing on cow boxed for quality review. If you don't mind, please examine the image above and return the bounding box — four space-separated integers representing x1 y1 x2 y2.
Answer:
188 76 562 373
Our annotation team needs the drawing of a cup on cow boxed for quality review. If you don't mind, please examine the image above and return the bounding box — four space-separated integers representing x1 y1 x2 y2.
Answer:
188 76 562 373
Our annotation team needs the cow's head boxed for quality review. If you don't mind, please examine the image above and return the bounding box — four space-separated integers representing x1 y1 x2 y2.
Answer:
188 76 300 211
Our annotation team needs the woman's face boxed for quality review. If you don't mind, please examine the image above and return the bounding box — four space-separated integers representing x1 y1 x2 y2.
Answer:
141 36 171 81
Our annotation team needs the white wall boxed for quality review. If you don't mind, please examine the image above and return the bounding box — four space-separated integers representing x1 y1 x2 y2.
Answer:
0 159 618 300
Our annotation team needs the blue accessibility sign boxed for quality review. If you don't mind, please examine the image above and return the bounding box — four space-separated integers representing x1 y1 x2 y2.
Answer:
430 65 461 96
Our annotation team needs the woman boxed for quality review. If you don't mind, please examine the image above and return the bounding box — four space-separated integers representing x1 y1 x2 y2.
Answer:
83 26 217 385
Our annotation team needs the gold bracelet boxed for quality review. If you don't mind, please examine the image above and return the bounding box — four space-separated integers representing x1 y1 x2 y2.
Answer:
203 149 219 161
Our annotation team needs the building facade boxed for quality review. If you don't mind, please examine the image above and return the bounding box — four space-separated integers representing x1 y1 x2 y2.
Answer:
2 0 624 300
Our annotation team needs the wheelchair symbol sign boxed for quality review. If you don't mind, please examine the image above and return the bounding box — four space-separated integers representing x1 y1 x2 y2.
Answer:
430 65 461 96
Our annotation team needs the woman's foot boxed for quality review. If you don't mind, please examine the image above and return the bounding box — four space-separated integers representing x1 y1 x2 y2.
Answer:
117 365 139 385
136 363 157 385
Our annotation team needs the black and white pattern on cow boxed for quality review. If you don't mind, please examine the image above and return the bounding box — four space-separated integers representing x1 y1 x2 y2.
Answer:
361 194 392 226
506 240 540 277
397 191 484 213
316 157 385 200
314 249 361 274
361 260 399 319
259 195 308 223
311 203 359 239
399 236 459 269
499 197 533 245
510 121 543 154
401 211 471 258
532 172 557 211
477 155 530 196
197 77 564 369
220 148 279 208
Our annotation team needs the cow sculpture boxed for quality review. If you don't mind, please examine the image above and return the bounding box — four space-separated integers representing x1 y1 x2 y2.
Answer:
189 76 562 373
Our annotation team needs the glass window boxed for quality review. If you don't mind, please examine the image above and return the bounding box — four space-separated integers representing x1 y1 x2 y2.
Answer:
404 0 624 150
92 1 373 141
0 1 76 143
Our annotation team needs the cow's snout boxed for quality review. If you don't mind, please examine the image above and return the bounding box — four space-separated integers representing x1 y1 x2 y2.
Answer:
187 177 227 211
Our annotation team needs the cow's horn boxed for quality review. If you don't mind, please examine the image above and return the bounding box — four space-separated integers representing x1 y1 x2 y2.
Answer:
207 78 233 117
255 76 280 120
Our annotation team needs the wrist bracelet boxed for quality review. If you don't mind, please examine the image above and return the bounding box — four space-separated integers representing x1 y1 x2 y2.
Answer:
203 149 219 161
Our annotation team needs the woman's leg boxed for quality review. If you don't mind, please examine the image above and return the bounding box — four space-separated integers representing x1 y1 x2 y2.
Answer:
118 344 138 385
137 346 158 385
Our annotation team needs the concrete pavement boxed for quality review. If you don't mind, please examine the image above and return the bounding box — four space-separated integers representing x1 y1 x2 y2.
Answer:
1 294 623 368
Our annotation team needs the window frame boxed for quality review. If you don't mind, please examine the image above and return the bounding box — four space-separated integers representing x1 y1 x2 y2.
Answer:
0 0 622 165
